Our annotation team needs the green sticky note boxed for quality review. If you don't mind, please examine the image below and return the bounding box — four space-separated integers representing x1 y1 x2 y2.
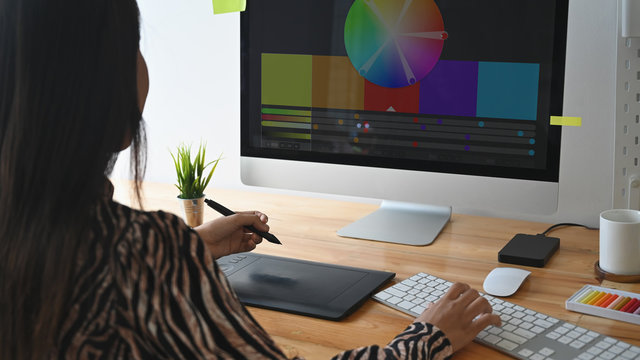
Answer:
213 0 246 14
550 116 582 127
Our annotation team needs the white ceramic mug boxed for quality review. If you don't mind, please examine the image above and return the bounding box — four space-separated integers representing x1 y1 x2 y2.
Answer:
599 209 640 275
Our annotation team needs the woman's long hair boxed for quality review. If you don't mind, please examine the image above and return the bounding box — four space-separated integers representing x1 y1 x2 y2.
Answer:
0 0 146 358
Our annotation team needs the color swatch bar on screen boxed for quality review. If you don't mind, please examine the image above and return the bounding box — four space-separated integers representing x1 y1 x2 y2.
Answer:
260 107 312 141
262 108 312 117
261 53 540 122
566 285 640 326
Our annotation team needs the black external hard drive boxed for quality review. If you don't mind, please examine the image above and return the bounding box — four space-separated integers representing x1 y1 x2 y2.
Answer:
498 233 560 267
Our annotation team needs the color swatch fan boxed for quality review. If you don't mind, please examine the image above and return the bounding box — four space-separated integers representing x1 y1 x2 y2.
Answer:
344 0 447 88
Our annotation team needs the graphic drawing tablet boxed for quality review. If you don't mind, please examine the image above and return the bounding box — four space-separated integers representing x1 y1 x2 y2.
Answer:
216 253 395 320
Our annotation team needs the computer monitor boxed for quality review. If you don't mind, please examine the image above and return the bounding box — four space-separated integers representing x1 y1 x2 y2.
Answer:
240 0 567 245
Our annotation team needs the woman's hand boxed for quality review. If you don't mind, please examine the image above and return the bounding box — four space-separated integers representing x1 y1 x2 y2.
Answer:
194 211 270 259
415 282 501 353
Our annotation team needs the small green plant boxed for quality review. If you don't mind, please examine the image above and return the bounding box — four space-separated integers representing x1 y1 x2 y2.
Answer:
170 142 221 199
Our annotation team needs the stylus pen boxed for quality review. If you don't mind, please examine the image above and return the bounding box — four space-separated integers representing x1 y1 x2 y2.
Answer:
204 198 282 245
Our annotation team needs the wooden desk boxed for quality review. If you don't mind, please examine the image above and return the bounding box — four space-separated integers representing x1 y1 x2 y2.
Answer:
112 180 640 359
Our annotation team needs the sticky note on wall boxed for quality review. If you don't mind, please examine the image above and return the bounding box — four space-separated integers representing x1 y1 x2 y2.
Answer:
550 116 582 126
213 0 246 14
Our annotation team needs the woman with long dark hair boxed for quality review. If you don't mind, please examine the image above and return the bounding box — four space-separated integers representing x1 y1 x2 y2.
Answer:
0 0 499 358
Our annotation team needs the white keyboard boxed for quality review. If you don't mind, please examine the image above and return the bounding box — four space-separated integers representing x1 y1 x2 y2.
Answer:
373 272 640 360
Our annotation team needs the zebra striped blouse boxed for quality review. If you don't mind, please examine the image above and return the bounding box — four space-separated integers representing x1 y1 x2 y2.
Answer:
56 184 453 359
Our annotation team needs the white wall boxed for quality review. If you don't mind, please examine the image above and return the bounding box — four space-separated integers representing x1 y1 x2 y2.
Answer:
113 0 244 189
114 0 379 205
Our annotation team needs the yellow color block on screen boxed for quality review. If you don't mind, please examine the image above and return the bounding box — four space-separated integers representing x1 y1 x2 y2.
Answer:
213 0 246 14
262 53 312 108
550 116 582 126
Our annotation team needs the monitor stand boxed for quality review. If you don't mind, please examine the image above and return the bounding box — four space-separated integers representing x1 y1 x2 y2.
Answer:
337 201 451 246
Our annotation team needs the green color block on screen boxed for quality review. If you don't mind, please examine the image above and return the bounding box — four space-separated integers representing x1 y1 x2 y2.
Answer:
262 108 312 117
262 53 312 108
213 0 246 14
266 132 312 140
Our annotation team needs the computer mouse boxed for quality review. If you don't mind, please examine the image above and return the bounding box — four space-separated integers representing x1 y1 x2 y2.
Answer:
482 267 531 297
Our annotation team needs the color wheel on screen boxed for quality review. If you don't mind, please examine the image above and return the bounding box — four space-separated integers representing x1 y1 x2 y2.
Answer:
344 0 447 88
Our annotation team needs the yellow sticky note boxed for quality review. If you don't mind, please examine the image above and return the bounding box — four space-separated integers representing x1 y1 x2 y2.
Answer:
550 116 582 127
213 0 246 14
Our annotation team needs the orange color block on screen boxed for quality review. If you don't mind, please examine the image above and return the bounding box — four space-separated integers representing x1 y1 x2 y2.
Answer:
312 56 364 110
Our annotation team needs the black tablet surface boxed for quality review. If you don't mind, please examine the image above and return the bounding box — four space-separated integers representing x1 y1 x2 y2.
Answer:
216 253 395 320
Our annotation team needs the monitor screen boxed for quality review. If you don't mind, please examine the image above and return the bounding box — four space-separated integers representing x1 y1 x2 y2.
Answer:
240 0 568 244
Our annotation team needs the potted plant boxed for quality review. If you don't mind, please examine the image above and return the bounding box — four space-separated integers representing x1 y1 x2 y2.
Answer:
170 142 221 227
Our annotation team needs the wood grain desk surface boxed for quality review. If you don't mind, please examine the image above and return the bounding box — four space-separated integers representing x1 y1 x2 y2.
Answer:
112 180 640 359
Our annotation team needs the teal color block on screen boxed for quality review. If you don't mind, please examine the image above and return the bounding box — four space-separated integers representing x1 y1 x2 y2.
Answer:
476 62 539 121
